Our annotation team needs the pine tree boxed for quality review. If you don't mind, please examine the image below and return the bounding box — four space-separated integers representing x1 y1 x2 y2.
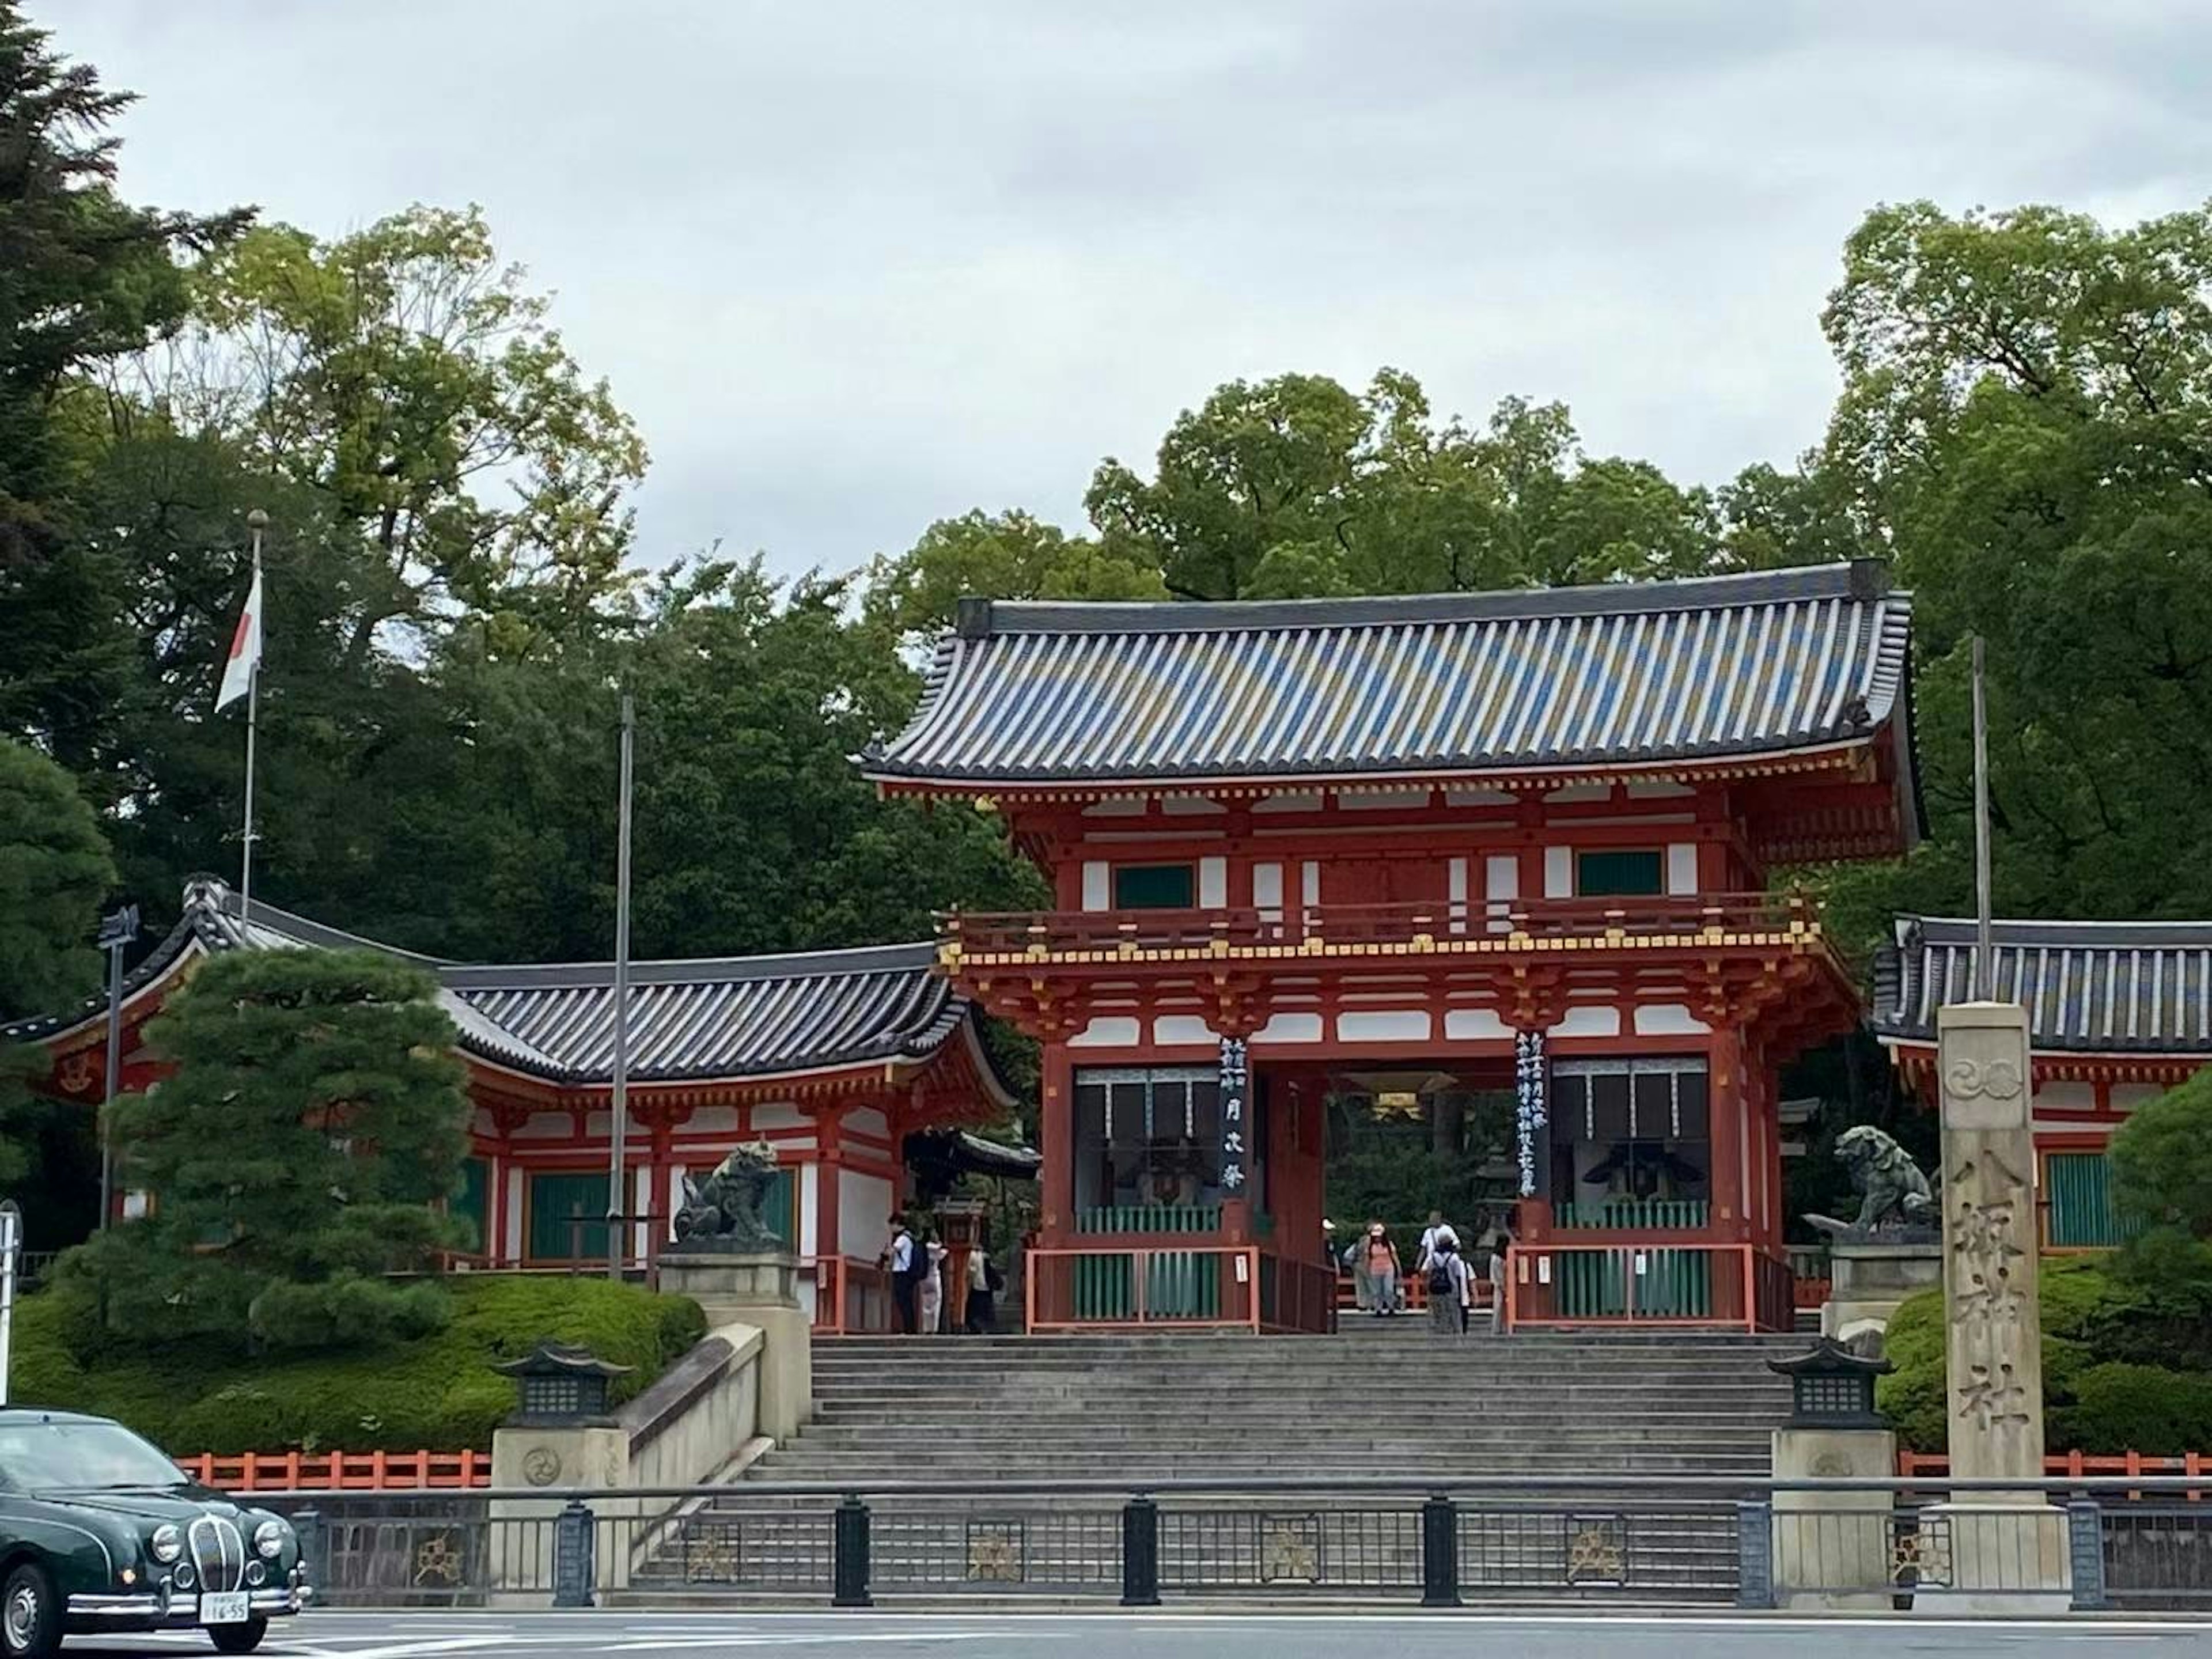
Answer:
65 948 471 1351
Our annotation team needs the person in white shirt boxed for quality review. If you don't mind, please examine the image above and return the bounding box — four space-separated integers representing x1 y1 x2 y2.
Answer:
1417 1212 1460 1270
919 1240 949 1334
880 1217 919 1334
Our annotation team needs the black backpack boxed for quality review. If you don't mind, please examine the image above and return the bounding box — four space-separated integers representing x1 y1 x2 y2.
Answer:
1427 1247 1456 1297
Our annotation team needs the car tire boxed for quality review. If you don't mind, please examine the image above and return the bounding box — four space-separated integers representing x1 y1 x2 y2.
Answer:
209 1616 270 1654
0 1562 60 1659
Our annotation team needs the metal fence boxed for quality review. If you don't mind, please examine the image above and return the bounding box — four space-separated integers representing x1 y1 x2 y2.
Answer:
254 1475 2212 1612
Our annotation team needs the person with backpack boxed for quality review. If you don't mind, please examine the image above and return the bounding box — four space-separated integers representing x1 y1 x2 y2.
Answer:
880 1215 920 1334
1358 1221 1401 1317
1426 1235 1471 1337
964 1236 1006 1334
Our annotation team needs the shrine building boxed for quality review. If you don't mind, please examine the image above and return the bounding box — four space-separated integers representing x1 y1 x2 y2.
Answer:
863 560 1923 1332
8 877 1015 1330
1874 914 2212 1251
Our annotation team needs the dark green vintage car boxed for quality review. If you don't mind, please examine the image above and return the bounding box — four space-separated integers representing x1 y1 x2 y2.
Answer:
0 1410 310 1658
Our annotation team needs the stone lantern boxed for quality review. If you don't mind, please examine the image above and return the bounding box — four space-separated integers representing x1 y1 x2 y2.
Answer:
493 1342 632 1426
1768 1338 1893 1430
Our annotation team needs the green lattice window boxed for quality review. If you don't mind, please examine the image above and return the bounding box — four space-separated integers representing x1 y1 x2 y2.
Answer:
451 1157 489 1252
1576 849 1665 896
528 1172 611 1262
2046 1151 2142 1248
1114 863 1196 909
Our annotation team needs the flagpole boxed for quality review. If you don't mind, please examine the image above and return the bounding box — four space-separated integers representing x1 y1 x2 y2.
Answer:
608 690 635 1282
240 509 267 916
1972 632 1993 1000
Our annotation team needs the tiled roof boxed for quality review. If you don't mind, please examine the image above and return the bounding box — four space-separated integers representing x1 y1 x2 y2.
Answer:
865 561 1916 789
6 878 1007 1094
1873 915 2212 1055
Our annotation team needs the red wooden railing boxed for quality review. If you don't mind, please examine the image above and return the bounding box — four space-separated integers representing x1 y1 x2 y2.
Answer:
175 1450 492 1492
806 1254 897 1335
1899 1451 2209 1500
940 891 1820 959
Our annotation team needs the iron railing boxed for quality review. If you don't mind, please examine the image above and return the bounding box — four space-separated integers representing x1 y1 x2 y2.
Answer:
254 1474 2212 1612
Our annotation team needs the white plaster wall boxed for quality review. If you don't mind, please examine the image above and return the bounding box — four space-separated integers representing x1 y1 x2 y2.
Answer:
2031 1081 2097 1112
1302 861 1320 911
1485 854 1519 934
1253 862 1284 919
1547 784 1611 804
843 1106 890 1140
1070 1015 1143 1048
2111 1085 2164 1112
1627 781 1695 799
1161 795 1225 816
1153 1015 1217 1046
1446 787 1515 806
1338 1010 1433 1042
1551 1006 1623 1037
839 1170 895 1257
798 1164 819 1258
1666 843 1699 895
1199 857 1228 907
1448 858 1469 934
504 1166 525 1260
687 1105 741 1137
752 1103 807 1134
1445 1008 1513 1041
1083 797 1147 817
1255 791 1325 814
1544 846 1574 897
632 1164 653 1264
1252 1012 1324 1044
1634 1004 1711 1036
1082 862 1111 910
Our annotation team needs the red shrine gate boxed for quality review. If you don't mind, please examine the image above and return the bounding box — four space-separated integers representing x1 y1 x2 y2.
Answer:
866 562 1924 1333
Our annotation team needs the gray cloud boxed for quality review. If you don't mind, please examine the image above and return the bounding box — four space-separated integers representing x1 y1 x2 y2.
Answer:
47 0 2212 581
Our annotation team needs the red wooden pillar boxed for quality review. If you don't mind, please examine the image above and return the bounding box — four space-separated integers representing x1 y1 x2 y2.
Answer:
1708 1023 1751 1322
1037 1043 1075 1328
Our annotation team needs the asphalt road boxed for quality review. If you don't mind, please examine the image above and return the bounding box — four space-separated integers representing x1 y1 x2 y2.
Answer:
60 1610 2212 1658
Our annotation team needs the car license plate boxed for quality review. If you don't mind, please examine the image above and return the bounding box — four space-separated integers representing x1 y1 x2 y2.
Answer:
200 1592 250 1625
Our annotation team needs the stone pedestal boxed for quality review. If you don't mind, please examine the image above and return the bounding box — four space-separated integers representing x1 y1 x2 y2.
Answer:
1771 1426 1897 1610
656 1251 813 1441
1822 1240 1944 1343
1931 1001 2068 1611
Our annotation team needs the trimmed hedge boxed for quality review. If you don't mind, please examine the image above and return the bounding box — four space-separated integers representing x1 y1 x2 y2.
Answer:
1880 1255 2212 1455
13 1275 706 1455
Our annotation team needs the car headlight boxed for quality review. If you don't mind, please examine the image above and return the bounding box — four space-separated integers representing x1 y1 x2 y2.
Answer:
254 1520 289 1560
150 1523 183 1564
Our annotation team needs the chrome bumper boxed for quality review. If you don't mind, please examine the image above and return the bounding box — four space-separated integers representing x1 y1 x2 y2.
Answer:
68 1586 308 1620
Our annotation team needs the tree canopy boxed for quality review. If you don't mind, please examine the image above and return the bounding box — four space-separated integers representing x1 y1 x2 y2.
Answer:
62 948 469 1351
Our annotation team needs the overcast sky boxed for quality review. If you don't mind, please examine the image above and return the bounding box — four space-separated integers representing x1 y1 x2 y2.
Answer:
46 1 2211 584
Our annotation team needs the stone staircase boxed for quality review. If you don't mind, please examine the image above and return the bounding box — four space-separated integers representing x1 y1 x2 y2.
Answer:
619 1323 1805 1605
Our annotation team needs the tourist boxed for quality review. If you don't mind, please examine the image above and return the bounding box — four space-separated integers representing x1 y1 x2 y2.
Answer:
880 1215 919 1334
919 1238 949 1333
964 1237 1001 1334
1359 1221 1400 1317
1417 1210 1459 1268
1426 1234 1470 1338
1481 1208 1516 1335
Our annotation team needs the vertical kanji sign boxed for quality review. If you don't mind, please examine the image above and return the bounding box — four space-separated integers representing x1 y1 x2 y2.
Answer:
1218 1037 1249 1198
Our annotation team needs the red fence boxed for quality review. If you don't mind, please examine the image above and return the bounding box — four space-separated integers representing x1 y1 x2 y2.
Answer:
175 1450 492 1492
1899 1450 2209 1485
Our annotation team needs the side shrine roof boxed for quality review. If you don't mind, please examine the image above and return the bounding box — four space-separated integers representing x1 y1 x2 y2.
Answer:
862 560 1919 796
5 877 1014 1100
1873 914 2212 1057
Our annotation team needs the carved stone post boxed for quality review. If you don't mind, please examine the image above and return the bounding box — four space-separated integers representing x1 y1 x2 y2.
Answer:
1933 1001 2069 1611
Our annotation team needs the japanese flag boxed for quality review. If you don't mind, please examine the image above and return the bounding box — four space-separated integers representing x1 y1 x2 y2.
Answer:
214 566 262 712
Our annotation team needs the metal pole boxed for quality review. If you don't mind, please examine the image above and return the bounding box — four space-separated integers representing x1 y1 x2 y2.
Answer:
0 1202 18 1405
96 906 138 1234
608 691 634 1282
240 510 266 916
1971 633 1994 999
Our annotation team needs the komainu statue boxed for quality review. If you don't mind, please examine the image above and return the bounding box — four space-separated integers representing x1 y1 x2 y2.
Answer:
671 1140 785 1252
1806 1125 1938 1241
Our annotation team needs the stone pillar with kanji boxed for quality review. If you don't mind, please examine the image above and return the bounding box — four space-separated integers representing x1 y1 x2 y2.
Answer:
1934 1000 2069 1609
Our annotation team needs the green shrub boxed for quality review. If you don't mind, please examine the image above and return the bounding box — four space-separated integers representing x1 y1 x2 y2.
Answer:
1880 1256 2212 1454
2052 1363 2212 1455
13 1274 705 1454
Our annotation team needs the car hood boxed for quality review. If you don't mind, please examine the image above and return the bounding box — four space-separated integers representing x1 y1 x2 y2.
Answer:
33 1487 277 1528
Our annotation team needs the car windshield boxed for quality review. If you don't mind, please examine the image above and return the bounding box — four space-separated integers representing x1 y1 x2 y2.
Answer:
0 1421 186 1491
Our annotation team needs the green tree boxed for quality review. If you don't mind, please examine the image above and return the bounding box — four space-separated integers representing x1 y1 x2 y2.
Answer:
1822 200 2212 925
0 736 114 1188
0 2 245 767
2112 1071 2212 1243
147 203 647 660
1078 369 1783 603
63 948 469 1352
865 509 1168 646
